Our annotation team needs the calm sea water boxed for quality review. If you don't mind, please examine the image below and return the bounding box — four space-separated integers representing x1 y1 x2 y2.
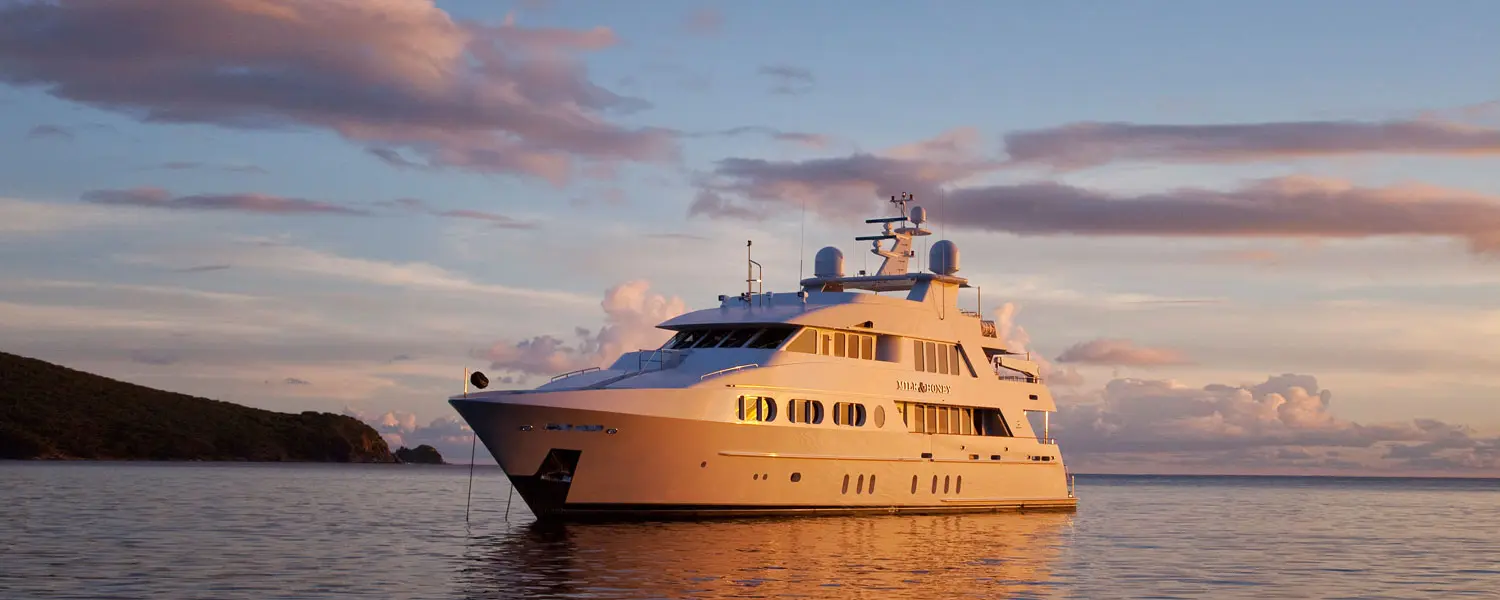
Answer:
2 463 1497 599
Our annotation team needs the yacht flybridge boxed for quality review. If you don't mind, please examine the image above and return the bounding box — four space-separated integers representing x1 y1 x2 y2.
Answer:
450 194 1077 520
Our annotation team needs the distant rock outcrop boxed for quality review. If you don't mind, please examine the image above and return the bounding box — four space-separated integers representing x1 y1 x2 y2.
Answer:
394 444 445 464
0 351 396 463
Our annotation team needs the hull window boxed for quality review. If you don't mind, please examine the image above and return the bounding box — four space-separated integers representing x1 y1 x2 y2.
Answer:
856 474 864 494
944 475 951 494
956 476 963 494
869 474 876 494
842 474 850 495
789 399 825 424
832 402 867 427
931 475 938 494
737 396 777 422
910 475 918 494
873 405 886 428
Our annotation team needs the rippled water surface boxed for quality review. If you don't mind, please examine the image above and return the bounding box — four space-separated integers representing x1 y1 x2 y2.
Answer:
3 463 1497 599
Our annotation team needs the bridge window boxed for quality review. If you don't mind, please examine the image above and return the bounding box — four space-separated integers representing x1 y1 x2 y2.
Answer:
785 329 818 353
668 329 707 349
784 327 875 359
737 395 777 422
720 328 759 348
695 328 733 348
747 327 796 349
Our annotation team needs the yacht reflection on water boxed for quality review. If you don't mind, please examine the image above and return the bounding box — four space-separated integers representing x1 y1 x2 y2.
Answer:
458 512 1073 598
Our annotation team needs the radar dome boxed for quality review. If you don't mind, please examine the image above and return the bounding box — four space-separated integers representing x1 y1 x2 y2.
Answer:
929 240 960 275
814 246 845 278
910 205 927 225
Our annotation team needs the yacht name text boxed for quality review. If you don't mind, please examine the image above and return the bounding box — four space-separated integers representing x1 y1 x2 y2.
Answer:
896 381 951 394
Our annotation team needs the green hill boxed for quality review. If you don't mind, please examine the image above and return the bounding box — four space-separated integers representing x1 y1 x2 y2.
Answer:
0 351 395 462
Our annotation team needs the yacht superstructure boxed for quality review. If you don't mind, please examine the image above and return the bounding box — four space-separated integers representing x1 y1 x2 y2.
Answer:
450 195 1077 520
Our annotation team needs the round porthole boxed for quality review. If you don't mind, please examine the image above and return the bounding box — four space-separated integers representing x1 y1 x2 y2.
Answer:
873 405 886 428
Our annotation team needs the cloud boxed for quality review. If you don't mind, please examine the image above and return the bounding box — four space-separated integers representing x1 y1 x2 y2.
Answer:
1053 373 1499 474
25 124 72 140
120 239 595 306
691 126 829 148
345 408 488 462
175 264 232 273
645 232 708 241
82 187 368 216
941 176 1500 254
682 8 722 35
0 196 173 235
378 197 537 229
474 280 686 378
757 64 814 95
692 137 1500 253
1055 338 1191 366
990 302 1084 388
690 128 996 220
155 161 268 175
1001 118 1500 170
0 0 678 184
129 348 181 366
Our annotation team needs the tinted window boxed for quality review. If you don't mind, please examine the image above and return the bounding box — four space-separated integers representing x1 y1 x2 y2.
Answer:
784 329 818 353
670 330 706 349
748 327 795 349
720 328 759 348
694 328 733 348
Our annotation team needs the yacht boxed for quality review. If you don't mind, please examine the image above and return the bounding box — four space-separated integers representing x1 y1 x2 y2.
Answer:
450 194 1077 520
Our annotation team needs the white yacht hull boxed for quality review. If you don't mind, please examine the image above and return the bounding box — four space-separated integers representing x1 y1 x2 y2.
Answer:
451 391 1076 521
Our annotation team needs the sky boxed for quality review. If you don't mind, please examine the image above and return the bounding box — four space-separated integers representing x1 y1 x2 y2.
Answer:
1 0 1498 475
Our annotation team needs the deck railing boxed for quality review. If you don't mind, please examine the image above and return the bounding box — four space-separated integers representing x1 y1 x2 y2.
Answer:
700 363 759 381
549 366 600 382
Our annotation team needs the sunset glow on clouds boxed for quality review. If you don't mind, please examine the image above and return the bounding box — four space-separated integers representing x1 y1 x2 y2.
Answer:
2 0 1498 474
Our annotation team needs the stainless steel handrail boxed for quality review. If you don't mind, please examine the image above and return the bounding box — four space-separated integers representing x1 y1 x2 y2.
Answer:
550 366 600 382
700 363 759 381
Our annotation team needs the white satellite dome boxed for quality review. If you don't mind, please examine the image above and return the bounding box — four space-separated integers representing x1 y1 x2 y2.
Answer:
929 240 959 275
814 246 845 278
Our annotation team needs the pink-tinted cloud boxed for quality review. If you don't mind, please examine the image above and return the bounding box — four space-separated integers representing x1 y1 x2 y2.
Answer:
694 126 830 148
942 176 1500 254
0 0 677 184
690 128 998 220
1001 119 1500 170
473 280 686 379
380 197 537 229
1055 338 1191 366
82 187 367 215
693 139 1500 253
757 64 815 95
682 8 723 35
1054 374 1499 475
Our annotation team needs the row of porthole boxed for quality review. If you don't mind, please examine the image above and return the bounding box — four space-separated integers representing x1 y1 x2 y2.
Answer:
840 473 876 495
739 396 886 428
911 474 962 495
